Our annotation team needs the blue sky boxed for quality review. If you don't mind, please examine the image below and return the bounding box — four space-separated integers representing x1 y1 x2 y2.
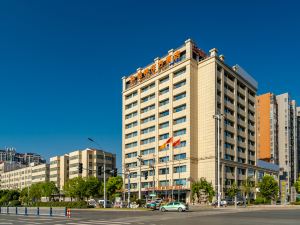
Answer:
0 0 299 168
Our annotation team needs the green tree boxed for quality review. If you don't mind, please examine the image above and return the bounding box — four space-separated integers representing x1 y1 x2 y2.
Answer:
191 178 215 203
29 183 43 202
40 181 59 201
241 177 255 205
294 177 300 193
226 182 239 199
258 175 279 202
63 177 87 200
20 187 30 205
106 176 123 200
85 176 101 199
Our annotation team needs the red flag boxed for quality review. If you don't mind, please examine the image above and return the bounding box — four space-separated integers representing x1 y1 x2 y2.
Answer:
166 137 173 144
173 139 181 147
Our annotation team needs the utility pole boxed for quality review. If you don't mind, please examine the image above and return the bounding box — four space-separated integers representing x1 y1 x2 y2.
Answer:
213 114 224 208
137 155 143 200
127 172 131 208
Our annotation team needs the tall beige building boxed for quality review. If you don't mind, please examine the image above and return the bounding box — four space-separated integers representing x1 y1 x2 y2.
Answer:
122 39 266 202
50 148 116 190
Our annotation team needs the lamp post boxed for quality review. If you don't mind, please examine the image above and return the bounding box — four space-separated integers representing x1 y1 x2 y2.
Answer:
88 138 107 208
137 155 143 200
213 114 224 208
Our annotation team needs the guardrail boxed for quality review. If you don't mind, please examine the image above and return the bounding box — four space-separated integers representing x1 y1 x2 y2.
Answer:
0 207 68 217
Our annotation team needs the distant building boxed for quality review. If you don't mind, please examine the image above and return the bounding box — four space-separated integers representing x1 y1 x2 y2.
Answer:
50 148 116 190
0 147 46 165
0 162 49 190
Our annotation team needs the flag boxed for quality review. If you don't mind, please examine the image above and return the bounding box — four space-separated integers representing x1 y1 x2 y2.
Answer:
166 137 173 144
159 143 167 151
173 139 181 147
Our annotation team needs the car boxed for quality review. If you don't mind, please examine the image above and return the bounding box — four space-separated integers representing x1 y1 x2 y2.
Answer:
146 201 157 210
98 200 112 208
160 202 188 212
211 200 227 207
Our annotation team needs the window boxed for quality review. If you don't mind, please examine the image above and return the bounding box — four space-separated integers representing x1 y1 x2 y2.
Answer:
174 153 186 160
159 98 169 106
159 180 169 187
141 115 155 124
125 142 137 149
159 110 169 118
225 154 234 161
125 121 138 129
126 101 137 110
159 76 169 84
125 111 137 119
125 91 137 100
159 156 169 163
238 157 245 163
174 80 186 89
174 140 187 149
237 136 245 143
126 152 137 158
224 107 234 115
141 82 155 93
174 179 186 186
141 104 155 113
125 131 138 139
141 137 155 145
159 122 169 129
174 92 186 101
174 117 186 125
174 104 186 113
141 94 155 103
173 67 186 78
224 119 234 126
159 168 169 175
141 148 155 156
126 162 137 168
238 147 245 153
174 165 186 173
143 159 155 166
159 87 169 95
159 133 169 140
224 131 234 138
224 95 234 104
174 129 186 137
141 126 155 134
224 142 234 149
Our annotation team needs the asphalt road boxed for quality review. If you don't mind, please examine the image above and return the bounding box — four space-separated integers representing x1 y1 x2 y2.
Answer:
0 208 299 225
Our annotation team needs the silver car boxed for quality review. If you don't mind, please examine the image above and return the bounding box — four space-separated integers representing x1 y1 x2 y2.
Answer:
160 202 188 212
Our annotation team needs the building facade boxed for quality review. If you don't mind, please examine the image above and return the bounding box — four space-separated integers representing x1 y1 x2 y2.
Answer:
122 39 269 202
50 148 116 190
297 107 300 177
0 163 49 190
0 148 45 165
256 93 278 163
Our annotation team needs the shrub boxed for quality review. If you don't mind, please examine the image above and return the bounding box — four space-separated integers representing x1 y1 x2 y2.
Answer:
9 200 21 207
31 201 88 208
254 196 271 205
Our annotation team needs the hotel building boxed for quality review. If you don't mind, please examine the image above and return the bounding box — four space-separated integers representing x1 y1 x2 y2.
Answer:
122 39 275 202
50 148 116 190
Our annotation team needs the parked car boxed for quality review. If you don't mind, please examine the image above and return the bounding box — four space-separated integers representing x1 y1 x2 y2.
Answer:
146 201 157 210
160 202 188 212
211 200 227 207
98 200 112 208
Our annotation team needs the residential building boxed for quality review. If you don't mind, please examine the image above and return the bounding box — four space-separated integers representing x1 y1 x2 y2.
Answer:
50 148 116 190
0 163 49 190
256 93 278 164
276 94 298 188
297 107 300 177
50 154 69 190
122 39 275 202
0 147 45 165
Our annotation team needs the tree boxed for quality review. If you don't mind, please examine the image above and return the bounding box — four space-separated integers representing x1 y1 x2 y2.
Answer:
258 175 279 202
85 176 101 199
241 177 255 205
226 182 239 199
191 178 215 204
294 177 300 193
106 176 123 200
29 183 42 202
63 177 87 201
40 181 59 201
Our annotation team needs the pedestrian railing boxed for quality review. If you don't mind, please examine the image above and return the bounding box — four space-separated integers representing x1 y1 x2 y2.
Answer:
0 207 68 217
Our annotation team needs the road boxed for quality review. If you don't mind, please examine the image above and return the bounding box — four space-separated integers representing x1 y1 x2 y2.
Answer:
0 208 299 225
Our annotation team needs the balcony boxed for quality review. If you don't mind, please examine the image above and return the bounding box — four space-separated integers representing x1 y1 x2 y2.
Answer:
224 76 235 88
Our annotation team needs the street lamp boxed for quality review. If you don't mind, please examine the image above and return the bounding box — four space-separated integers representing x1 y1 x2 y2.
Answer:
137 155 143 200
213 114 224 208
88 138 107 209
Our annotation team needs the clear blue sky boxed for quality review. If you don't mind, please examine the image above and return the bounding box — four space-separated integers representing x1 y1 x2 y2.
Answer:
0 0 299 168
